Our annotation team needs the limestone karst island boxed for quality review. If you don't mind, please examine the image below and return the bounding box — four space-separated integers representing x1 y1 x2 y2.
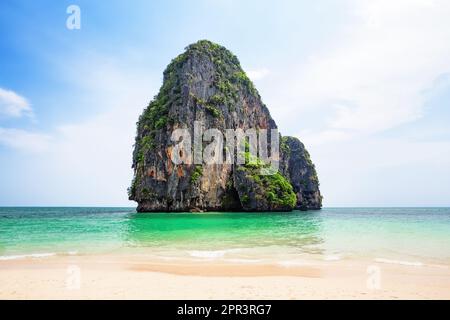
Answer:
129 40 322 212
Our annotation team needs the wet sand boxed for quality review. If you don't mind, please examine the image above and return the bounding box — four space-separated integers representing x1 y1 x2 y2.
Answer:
0 254 449 299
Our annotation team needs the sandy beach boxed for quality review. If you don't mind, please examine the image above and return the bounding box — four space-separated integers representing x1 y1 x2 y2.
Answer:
1 254 449 300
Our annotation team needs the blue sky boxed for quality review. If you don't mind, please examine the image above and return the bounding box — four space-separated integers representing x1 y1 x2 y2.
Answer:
0 0 449 206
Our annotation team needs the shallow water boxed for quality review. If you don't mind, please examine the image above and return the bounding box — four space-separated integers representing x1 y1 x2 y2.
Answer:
0 207 449 265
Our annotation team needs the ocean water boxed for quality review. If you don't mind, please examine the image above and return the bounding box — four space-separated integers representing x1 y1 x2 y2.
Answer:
0 207 449 265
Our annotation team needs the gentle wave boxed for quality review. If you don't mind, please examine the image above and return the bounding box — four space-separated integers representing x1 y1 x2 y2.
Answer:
0 253 56 261
277 260 310 267
323 254 341 261
374 258 423 266
188 249 242 259
224 258 262 264
0 251 79 261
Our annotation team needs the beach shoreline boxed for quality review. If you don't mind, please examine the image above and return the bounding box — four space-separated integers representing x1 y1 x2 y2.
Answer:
1 253 449 300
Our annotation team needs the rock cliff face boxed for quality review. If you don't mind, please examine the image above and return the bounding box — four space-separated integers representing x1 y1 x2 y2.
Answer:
280 137 322 210
129 40 322 212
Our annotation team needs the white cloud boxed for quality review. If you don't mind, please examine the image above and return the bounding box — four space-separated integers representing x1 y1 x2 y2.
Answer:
0 127 51 153
297 129 352 146
0 89 46 153
263 0 450 206
0 50 159 205
309 135 450 206
24 57 157 206
270 0 450 143
0 88 33 118
246 68 270 81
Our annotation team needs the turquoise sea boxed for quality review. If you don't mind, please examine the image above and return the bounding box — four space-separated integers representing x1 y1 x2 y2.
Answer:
0 207 449 265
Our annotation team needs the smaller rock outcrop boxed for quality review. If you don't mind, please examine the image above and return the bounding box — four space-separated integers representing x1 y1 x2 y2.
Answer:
280 136 322 210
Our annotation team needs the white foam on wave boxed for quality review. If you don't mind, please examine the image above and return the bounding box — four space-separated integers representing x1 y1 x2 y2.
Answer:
277 260 309 267
188 250 228 258
188 249 242 259
323 254 341 261
225 258 262 264
0 253 56 261
374 258 423 267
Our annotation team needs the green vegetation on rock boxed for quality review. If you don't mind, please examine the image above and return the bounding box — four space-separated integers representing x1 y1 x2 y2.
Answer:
262 173 297 208
238 146 297 209
191 93 223 118
127 174 140 199
280 136 291 153
208 94 226 106
190 165 203 183
187 40 260 110
205 105 222 118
